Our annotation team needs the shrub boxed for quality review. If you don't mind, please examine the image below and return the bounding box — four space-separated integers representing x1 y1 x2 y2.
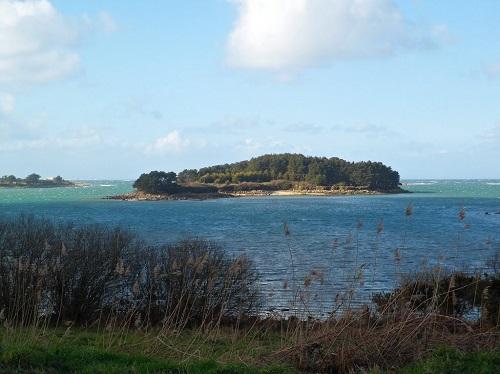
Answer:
372 270 500 325
0 216 135 325
127 240 261 328
0 215 261 328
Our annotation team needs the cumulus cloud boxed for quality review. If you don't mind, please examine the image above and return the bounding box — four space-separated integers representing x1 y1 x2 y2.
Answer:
0 0 112 84
144 131 191 154
0 92 15 114
227 0 439 72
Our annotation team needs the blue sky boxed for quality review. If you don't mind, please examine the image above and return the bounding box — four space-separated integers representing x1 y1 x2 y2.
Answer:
0 0 499 180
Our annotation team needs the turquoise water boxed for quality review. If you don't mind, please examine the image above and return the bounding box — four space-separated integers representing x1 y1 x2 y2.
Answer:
1 180 499 313
0 179 498 203
402 179 500 198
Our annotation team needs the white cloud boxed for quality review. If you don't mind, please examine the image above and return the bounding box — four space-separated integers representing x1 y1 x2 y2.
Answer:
0 0 109 84
0 92 15 113
144 131 191 154
227 0 438 72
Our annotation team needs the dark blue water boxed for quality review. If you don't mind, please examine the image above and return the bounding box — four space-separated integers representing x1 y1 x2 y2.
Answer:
1 180 499 314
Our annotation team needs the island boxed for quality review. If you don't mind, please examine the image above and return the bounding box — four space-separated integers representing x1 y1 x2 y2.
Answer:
0 174 74 188
108 154 408 201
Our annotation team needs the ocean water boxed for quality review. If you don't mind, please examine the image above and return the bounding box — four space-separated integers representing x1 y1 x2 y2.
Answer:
1 180 499 314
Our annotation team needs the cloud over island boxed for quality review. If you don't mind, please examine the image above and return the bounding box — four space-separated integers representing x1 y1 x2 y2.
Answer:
227 0 442 73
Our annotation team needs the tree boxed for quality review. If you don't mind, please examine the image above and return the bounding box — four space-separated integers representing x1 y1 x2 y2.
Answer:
53 176 64 184
133 171 178 194
0 175 17 184
287 154 306 181
133 154 401 192
177 169 199 184
25 173 41 185
305 161 326 185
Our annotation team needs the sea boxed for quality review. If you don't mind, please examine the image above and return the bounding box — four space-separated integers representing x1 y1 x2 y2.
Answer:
1 180 499 315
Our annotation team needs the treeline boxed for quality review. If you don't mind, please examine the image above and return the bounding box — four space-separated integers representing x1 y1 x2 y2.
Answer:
177 154 400 190
133 171 219 195
0 174 72 187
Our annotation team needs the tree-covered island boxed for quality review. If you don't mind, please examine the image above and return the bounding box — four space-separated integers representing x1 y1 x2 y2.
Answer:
0 174 74 188
110 154 407 201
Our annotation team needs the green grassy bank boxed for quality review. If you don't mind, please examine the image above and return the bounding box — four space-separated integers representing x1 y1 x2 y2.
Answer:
1 329 499 373
0 328 293 374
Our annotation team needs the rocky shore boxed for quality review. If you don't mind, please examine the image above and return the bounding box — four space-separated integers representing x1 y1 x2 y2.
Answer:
105 191 233 201
106 187 408 201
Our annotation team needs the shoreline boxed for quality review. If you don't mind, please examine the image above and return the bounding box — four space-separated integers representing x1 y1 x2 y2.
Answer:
0 184 75 189
105 191 232 201
105 187 409 201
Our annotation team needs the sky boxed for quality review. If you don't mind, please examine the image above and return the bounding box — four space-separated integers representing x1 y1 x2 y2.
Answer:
0 0 499 180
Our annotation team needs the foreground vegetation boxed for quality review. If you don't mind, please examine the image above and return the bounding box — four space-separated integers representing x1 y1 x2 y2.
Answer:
131 154 404 197
1 329 498 373
0 215 498 373
0 328 292 373
0 174 73 188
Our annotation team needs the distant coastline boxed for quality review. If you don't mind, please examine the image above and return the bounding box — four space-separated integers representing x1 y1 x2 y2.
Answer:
0 174 74 188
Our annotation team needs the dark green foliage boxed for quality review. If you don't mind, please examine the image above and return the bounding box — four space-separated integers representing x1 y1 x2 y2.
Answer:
133 171 179 194
348 161 401 190
177 169 199 184
25 173 41 185
134 171 218 194
0 175 18 184
286 154 306 181
0 174 72 187
177 154 400 190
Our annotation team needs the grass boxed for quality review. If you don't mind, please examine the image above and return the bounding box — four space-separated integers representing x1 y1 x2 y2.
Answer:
0 328 295 374
393 348 500 374
1 329 498 374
